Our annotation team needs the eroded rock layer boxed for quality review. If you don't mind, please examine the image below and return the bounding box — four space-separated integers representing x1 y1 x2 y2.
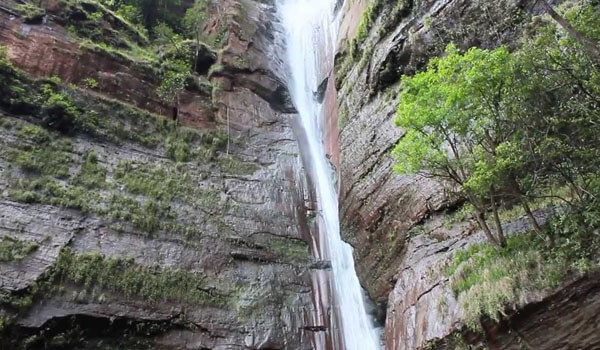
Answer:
334 0 600 348
0 0 331 348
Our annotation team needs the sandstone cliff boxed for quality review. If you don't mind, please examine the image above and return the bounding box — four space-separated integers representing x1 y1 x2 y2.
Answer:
334 0 600 348
0 0 333 348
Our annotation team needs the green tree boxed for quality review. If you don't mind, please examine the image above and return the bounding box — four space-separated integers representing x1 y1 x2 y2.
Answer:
154 22 183 53
157 60 188 118
101 0 184 33
393 45 544 246
518 0 600 64
514 3 600 204
184 0 208 71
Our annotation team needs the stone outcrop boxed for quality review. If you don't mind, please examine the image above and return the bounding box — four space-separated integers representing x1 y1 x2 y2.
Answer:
0 7 214 128
0 0 333 348
333 0 600 348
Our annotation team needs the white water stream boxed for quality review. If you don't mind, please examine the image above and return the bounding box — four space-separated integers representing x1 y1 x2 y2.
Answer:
278 1 380 349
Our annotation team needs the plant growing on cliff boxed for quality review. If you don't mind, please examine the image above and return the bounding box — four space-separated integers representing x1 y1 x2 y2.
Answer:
393 44 545 247
156 59 188 115
184 0 209 70
54 247 230 306
350 1 383 59
0 236 39 262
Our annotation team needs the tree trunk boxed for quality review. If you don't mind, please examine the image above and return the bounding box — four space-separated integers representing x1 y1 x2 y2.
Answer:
536 0 600 64
490 191 507 247
467 193 501 247
520 197 543 234
507 175 544 236
475 209 501 247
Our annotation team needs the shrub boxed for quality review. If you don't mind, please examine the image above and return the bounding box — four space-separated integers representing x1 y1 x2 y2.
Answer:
42 92 80 134
0 236 39 262
15 4 46 24
83 77 99 89
72 150 107 189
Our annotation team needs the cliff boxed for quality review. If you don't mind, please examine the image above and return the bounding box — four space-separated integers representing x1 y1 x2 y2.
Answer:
0 0 330 348
334 0 600 348
1 0 599 348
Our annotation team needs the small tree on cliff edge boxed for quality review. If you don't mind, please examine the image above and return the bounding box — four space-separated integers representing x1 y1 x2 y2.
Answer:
184 0 209 72
157 60 188 119
393 44 545 247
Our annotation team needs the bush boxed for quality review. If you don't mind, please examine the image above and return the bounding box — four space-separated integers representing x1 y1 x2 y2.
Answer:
72 150 107 189
0 236 39 262
444 199 600 331
15 4 46 24
42 92 79 134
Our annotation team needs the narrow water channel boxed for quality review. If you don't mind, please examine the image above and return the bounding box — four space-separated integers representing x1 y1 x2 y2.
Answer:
278 1 380 349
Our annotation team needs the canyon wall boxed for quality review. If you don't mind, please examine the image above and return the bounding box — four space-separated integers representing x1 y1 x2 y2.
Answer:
2 0 600 348
334 0 600 349
0 0 336 348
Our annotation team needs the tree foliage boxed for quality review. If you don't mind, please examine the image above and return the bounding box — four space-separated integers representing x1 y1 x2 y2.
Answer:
184 0 208 42
394 2 600 246
101 0 185 33
157 60 188 106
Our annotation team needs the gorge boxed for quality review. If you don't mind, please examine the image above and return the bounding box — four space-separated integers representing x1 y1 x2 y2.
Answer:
0 0 599 349
279 0 380 348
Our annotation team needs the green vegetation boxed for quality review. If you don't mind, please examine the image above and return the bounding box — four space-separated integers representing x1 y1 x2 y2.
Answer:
156 62 187 106
0 290 34 312
54 248 230 306
349 2 383 59
262 236 310 264
166 126 226 162
57 0 149 49
72 151 107 189
0 46 224 152
1 116 225 238
15 4 46 24
216 154 259 176
114 161 190 201
394 3 600 248
0 46 231 239
107 194 174 234
0 237 39 262
184 0 209 50
444 202 600 331
9 177 100 213
10 128 73 178
83 78 99 89
395 2 600 332
20 0 222 106
337 0 414 84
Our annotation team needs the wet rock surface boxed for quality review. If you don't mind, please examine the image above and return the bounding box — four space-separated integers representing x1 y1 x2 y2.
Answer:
334 0 600 349
0 0 326 348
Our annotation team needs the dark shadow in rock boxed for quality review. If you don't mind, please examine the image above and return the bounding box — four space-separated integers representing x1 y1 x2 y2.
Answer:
194 44 218 76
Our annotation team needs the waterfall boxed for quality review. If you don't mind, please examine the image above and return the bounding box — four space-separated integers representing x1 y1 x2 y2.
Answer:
278 0 380 349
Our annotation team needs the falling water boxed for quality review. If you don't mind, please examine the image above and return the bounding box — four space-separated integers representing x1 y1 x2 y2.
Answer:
278 0 380 349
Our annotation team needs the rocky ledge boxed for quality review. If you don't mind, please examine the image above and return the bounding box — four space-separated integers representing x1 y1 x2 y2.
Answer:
334 0 600 348
0 0 331 348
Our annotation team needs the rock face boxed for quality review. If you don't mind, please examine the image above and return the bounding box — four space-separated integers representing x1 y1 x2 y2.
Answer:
0 12 214 128
333 0 600 348
3 0 599 348
0 0 333 348
335 0 538 305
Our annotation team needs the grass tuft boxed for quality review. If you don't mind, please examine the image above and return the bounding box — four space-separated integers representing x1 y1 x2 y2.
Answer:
55 248 231 306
